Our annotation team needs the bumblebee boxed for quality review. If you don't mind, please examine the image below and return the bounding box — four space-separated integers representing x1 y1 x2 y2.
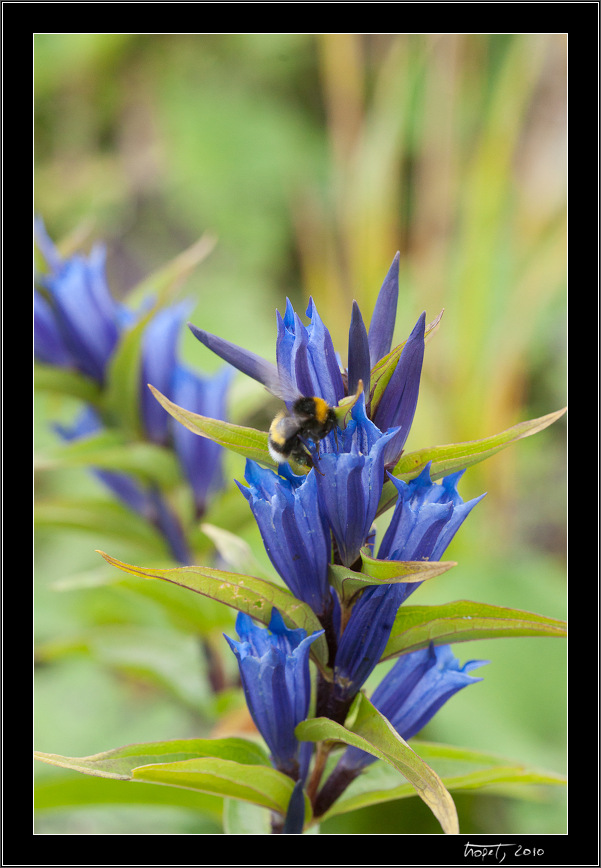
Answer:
268 395 337 468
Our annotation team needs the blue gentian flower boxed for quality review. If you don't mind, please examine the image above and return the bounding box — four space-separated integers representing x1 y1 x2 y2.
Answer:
275 298 346 406
34 222 121 383
377 463 486 606
328 582 409 718
189 255 486 765
35 221 233 554
187 253 423 449
236 460 332 619
138 299 233 517
327 463 485 707
314 643 487 815
313 396 399 569
224 608 324 779
54 406 192 564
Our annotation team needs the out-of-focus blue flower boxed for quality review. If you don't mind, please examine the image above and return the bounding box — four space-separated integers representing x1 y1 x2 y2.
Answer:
236 461 332 619
35 220 233 545
138 298 233 517
54 406 192 564
171 363 233 517
314 643 487 815
34 222 121 383
224 608 324 779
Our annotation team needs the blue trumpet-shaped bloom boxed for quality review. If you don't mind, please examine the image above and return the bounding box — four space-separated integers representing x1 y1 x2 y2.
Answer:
313 397 398 569
225 609 324 779
34 223 121 384
35 220 233 545
378 463 486 606
237 461 332 618
330 464 485 701
186 253 422 447
337 643 487 776
276 298 346 407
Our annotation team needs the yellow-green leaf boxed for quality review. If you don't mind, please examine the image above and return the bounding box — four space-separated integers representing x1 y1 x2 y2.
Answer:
98 551 329 671
383 599 567 659
296 693 459 834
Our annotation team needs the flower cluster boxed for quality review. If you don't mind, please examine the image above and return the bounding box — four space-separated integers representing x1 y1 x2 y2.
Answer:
192 253 487 811
34 220 232 562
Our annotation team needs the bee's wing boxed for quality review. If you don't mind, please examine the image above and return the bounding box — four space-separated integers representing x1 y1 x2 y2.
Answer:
261 362 303 405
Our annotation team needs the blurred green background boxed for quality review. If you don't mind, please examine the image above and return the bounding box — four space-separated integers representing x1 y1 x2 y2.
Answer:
34 33 566 834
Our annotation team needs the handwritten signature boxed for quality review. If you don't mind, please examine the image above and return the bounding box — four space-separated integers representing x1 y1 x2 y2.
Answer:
463 842 544 863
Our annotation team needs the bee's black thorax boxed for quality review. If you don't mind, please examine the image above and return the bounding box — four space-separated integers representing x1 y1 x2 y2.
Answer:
268 395 337 468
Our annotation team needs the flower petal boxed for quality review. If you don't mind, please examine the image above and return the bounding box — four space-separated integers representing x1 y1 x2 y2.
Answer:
368 252 400 367
347 300 371 400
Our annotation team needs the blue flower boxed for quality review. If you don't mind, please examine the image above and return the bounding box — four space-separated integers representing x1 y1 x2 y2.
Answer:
224 608 324 779
275 298 345 407
377 463 486 605
329 582 408 717
323 461 485 710
54 406 192 564
187 253 424 453
236 460 332 619
34 222 121 384
35 221 233 551
138 299 233 517
314 643 487 815
313 396 398 569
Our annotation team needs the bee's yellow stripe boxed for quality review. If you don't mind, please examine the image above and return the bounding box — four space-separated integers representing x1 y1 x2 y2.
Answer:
313 397 330 424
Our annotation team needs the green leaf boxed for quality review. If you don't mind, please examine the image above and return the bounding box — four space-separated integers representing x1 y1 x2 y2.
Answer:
132 758 298 816
35 772 223 817
98 551 330 671
323 739 566 819
296 693 459 834
223 797 272 834
102 312 151 439
35 498 169 554
328 556 456 606
382 599 567 660
34 362 103 404
379 407 567 513
35 430 182 488
34 737 270 780
148 384 289 469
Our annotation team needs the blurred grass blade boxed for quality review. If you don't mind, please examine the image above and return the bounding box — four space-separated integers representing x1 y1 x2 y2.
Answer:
126 233 217 307
34 362 103 404
98 551 329 670
296 693 458 834
36 430 181 488
35 498 169 553
382 599 567 660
